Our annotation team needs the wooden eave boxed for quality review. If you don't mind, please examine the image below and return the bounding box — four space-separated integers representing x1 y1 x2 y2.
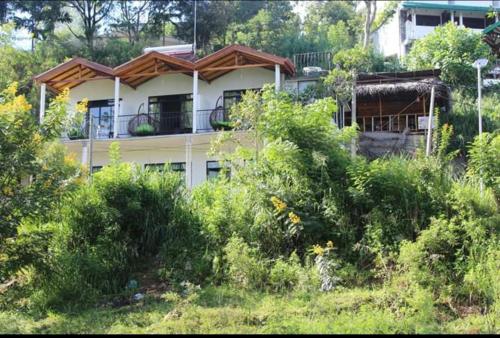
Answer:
34 57 115 93
113 51 195 88
195 45 296 82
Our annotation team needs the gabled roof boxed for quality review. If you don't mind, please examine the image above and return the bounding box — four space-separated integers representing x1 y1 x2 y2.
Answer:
34 45 296 91
195 45 295 81
34 57 114 92
114 51 195 88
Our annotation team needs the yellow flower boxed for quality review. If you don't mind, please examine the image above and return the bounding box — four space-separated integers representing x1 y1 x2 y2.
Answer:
327 240 334 249
76 98 89 114
271 196 287 213
288 211 301 224
313 244 324 256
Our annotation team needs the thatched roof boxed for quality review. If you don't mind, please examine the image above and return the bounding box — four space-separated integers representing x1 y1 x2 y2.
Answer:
356 78 448 98
354 69 449 99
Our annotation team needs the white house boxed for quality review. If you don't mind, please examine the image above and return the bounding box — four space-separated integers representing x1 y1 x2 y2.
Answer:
373 0 500 58
34 44 295 188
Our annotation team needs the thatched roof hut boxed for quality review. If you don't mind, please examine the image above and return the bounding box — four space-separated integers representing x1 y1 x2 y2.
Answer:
341 69 451 134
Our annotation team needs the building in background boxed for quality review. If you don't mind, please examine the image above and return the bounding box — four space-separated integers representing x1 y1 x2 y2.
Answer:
373 0 500 58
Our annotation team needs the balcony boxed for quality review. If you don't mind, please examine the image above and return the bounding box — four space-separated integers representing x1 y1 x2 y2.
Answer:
64 109 233 141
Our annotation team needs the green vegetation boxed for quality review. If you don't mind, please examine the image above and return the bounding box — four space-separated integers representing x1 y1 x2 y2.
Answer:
133 123 156 136
0 286 496 334
1 85 498 334
0 0 499 334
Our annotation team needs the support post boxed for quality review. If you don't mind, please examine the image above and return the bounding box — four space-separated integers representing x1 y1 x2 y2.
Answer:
185 135 192 189
351 75 357 157
275 64 281 92
459 12 463 26
114 77 120 138
477 65 484 195
425 86 435 157
81 141 88 165
39 83 46 124
192 70 198 133
88 112 94 180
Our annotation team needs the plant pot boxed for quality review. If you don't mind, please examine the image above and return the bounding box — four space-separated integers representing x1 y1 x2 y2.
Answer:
211 121 234 131
133 123 155 136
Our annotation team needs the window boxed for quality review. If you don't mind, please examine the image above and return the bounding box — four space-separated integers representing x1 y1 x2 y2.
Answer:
415 15 441 26
206 161 230 180
91 166 103 173
145 162 186 174
223 88 261 110
148 94 193 134
87 100 115 138
463 17 485 29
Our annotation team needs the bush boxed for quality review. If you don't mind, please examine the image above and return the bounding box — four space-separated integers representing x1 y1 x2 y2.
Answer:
398 182 499 307
25 143 199 309
224 235 268 290
467 132 500 199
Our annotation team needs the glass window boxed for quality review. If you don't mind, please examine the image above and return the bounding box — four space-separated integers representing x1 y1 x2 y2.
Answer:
92 166 103 173
87 99 115 139
463 17 485 29
416 15 441 26
145 162 186 174
206 161 230 180
223 88 261 110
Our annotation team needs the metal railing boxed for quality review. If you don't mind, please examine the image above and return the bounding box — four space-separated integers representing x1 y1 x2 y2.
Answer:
293 51 334 77
344 113 426 133
64 108 233 140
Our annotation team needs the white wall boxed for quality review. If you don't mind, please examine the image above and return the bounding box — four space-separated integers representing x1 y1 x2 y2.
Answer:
69 67 275 136
65 67 275 187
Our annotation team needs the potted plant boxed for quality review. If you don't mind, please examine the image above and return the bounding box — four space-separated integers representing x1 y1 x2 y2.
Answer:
134 122 155 136
210 120 235 131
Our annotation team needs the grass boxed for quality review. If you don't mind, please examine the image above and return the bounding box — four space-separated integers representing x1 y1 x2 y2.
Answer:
0 285 497 334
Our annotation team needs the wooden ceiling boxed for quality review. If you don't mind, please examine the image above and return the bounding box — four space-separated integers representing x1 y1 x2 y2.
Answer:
34 58 115 92
34 45 296 92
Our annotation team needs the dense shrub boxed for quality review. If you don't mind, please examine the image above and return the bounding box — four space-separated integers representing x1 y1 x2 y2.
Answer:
23 143 204 309
398 182 499 307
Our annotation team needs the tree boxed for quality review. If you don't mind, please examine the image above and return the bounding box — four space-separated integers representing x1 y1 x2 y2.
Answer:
109 0 151 45
67 0 114 54
405 22 492 89
11 0 71 51
0 84 82 245
362 0 377 48
302 0 357 51
226 1 305 57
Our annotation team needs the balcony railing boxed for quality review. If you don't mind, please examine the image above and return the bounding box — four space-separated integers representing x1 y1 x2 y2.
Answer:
64 108 233 140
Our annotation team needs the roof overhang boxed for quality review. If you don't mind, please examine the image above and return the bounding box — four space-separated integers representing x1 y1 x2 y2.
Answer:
402 1 500 13
195 45 295 82
33 57 115 93
113 51 196 88
34 45 296 91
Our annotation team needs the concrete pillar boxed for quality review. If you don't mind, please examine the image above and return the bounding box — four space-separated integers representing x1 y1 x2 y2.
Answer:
275 64 281 92
39 83 46 124
192 70 199 134
81 140 88 165
351 76 357 158
185 135 192 189
113 77 120 138
459 12 463 26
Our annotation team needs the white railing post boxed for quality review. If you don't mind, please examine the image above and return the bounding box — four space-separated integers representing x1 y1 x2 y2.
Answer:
275 64 281 92
39 83 46 124
192 70 198 133
425 86 436 157
114 77 120 138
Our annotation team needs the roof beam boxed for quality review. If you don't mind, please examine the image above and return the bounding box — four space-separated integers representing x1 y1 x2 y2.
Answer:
201 63 274 72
